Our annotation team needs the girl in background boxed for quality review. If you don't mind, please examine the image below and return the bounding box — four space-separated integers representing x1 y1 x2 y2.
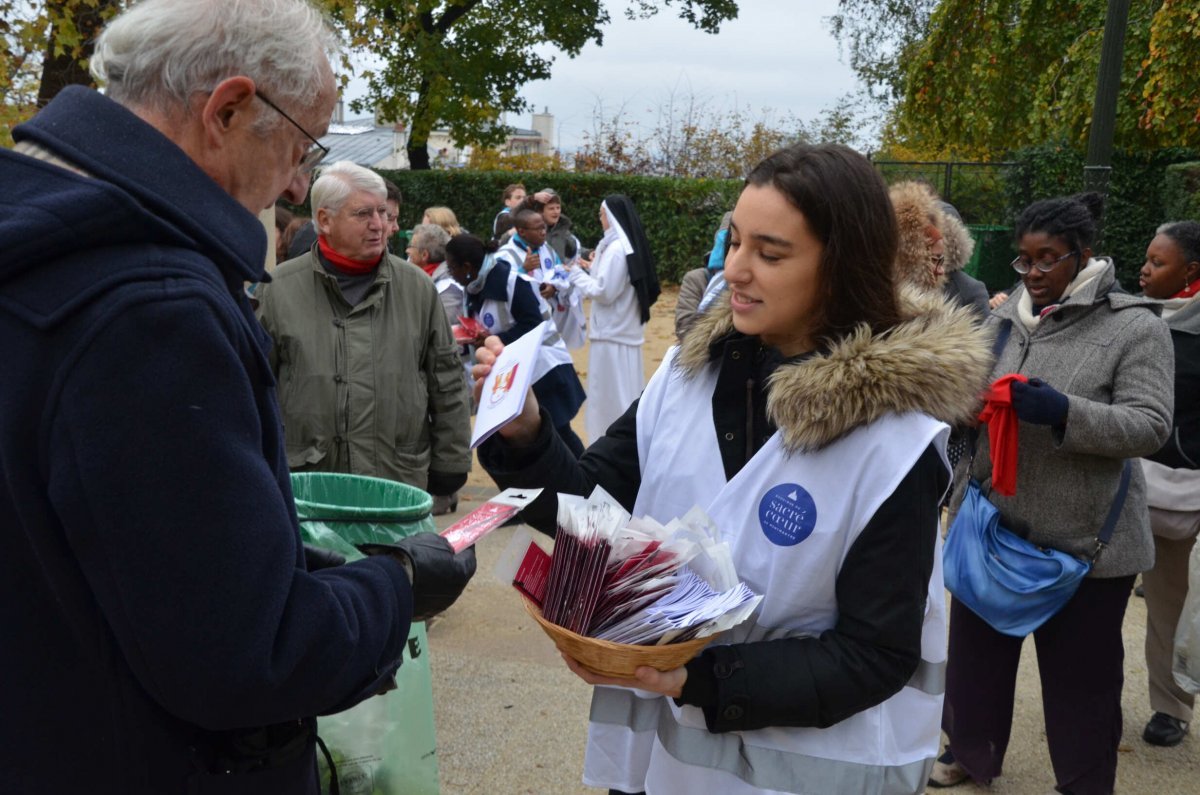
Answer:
1136 220 1200 748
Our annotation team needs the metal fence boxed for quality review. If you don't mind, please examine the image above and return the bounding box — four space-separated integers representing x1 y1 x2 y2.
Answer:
871 159 1019 226
871 159 1022 293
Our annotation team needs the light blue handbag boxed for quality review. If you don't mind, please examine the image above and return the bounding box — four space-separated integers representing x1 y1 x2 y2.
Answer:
944 462 1131 638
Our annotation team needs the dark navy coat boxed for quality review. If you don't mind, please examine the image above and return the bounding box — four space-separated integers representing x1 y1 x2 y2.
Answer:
0 87 414 794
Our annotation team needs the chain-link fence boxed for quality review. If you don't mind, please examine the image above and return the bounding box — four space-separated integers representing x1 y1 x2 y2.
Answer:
871 159 1019 225
873 159 1021 293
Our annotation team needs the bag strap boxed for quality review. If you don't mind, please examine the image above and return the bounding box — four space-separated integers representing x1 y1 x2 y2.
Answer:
991 318 1013 358
1090 459 1132 563
315 733 341 795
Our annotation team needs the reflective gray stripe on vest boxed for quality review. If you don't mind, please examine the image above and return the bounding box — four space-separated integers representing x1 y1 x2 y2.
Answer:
591 688 662 732
592 689 937 794
906 658 945 696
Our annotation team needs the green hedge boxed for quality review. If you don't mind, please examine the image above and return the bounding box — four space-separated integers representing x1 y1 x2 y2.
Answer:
375 169 741 284
1005 144 1200 289
296 149 1200 290
1163 161 1200 222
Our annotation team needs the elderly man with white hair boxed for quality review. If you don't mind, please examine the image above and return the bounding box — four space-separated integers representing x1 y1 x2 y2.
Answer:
258 161 471 498
0 2 475 793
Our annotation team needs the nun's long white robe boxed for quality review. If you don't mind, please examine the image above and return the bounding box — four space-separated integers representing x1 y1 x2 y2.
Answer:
568 235 645 444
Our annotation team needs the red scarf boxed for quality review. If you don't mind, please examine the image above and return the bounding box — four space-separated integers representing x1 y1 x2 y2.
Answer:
1173 276 1200 300
317 235 382 275
420 262 438 277
978 374 1029 497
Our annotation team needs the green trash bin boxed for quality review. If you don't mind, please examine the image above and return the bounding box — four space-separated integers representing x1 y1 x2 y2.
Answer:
291 472 440 795
966 224 1018 296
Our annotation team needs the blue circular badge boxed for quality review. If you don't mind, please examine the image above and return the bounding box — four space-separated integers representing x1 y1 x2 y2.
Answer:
757 484 818 547
482 312 495 329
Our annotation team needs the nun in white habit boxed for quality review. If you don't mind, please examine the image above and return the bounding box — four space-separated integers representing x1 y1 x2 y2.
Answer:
569 194 660 444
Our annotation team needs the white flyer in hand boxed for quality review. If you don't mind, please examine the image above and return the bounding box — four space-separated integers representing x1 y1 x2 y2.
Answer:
470 321 546 448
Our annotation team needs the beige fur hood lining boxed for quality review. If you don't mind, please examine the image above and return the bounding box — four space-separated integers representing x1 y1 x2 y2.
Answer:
676 287 995 453
889 181 978 284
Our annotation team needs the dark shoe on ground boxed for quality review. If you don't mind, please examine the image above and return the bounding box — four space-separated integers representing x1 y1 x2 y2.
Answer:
432 493 459 516
1134 583 1145 597
1143 712 1189 746
928 748 970 788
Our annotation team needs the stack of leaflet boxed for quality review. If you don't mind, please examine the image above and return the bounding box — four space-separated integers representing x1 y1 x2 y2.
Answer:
536 488 761 647
592 569 759 644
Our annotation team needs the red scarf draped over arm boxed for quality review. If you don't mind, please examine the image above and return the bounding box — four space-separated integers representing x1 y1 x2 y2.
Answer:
977 374 1029 496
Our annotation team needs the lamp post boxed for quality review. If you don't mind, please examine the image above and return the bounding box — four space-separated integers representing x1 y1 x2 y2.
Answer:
1084 0 1131 243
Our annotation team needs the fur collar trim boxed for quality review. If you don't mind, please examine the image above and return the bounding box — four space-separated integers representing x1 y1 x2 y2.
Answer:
677 287 995 453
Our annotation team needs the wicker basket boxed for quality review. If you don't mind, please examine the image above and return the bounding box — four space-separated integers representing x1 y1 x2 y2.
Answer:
522 597 717 677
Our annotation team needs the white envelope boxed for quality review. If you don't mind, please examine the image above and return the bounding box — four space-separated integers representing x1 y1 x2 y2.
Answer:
470 321 546 448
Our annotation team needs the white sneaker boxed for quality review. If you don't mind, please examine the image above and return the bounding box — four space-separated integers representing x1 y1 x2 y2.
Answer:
928 750 970 788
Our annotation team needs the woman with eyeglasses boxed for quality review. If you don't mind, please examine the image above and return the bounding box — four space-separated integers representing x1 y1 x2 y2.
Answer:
1135 221 1200 749
889 182 989 317
889 182 991 500
931 193 1175 793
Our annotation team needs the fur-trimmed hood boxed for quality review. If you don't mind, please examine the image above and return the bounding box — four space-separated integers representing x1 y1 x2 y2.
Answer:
677 287 995 453
941 210 975 273
890 181 945 291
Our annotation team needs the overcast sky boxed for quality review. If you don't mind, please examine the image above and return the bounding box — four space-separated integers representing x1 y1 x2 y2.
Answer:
519 0 860 151
345 0 862 152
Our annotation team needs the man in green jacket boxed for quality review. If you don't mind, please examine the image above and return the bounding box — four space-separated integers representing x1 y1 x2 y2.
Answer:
258 161 471 498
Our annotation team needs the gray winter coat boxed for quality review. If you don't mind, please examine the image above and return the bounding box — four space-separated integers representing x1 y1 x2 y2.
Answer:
973 259 1174 577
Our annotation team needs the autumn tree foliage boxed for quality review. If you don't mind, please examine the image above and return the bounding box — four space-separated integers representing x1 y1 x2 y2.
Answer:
1 0 122 145
4 0 739 164
466 148 568 171
831 0 1200 159
321 0 739 170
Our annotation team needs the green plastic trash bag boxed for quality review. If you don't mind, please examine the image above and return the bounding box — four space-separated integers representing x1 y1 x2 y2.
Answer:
291 472 436 561
291 472 440 795
315 623 438 795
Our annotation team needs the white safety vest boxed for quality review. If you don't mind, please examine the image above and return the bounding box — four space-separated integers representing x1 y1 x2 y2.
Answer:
498 239 586 349
474 264 574 382
583 347 949 795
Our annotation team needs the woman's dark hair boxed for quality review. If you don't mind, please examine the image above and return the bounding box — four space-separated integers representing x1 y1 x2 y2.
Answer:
1014 192 1104 256
494 212 516 238
744 143 901 341
445 233 498 271
382 177 403 207
280 216 309 253
519 194 546 213
273 203 294 233
1158 220 1200 265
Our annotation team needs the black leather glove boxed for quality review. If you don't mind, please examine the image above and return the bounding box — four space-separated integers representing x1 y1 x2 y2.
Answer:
359 533 476 621
303 544 346 571
1010 377 1070 426
427 470 468 498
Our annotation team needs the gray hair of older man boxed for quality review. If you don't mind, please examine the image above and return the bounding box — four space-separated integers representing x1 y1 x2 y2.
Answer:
91 0 339 127
410 223 451 263
311 161 386 215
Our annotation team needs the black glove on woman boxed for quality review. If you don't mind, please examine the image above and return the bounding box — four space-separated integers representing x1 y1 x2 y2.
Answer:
1010 377 1069 426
